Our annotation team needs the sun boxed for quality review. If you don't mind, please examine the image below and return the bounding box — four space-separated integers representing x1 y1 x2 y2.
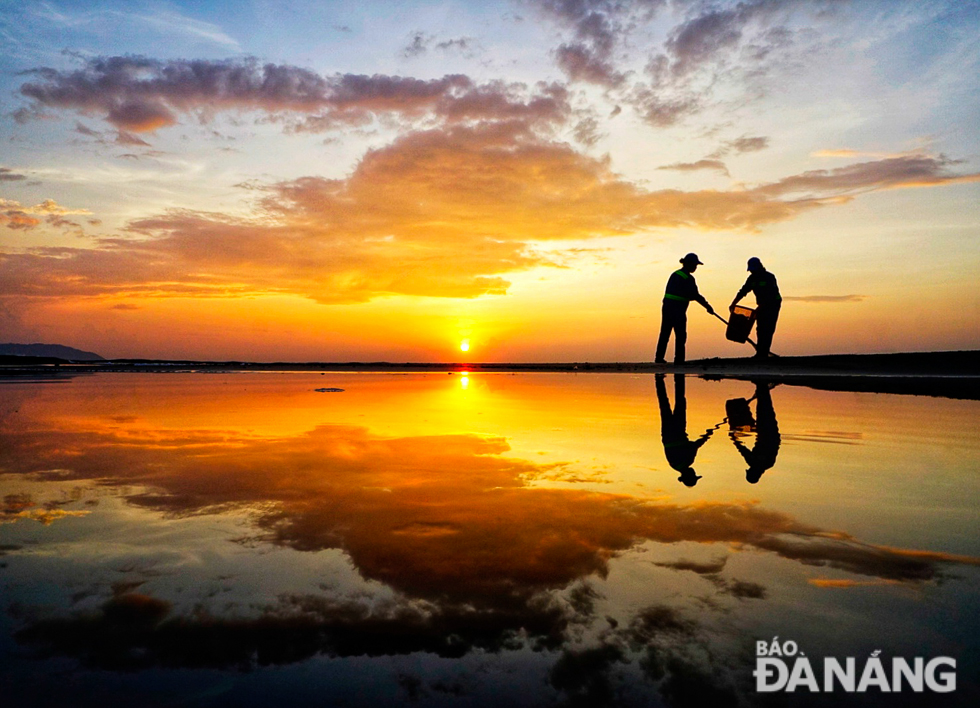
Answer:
459 339 470 352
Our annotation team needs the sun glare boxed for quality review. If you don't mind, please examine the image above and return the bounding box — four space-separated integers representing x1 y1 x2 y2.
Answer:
460 340 470 352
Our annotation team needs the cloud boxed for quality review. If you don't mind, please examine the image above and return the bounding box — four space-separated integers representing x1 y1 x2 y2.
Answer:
0 168 28 182
663 2 758 78
755 154 980 197
17 56 570 136
784 294 865 303
435 37 478 56
727 135 769 153
2 140 975 303
658 159 730 176
404 33 480 59
73 121 101 137
401 31 433 57
554 42 626 87
534 0 629 53
812 148 859 158
1 198 90 231
572 116 603 146
530 0 822 126
630 1 846 127
654 557 728 574
13 588 573 670
627 85 700 127
115 130 151 146
534 0 665 87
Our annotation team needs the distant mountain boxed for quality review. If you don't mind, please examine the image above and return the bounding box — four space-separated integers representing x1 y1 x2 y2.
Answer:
0 343 105 361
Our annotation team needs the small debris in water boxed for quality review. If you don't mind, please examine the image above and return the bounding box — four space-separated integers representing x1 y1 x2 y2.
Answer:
315 387 345 392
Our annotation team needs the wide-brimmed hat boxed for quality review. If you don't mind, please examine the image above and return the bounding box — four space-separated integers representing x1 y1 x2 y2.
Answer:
680 253 703 265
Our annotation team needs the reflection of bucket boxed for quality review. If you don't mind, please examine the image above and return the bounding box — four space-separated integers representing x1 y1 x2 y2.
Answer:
726 305 756 343
726 397 754 430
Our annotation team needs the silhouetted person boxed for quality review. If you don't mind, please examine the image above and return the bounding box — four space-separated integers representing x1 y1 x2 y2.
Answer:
730 257 781 359
656 253 715 364
657 374 714 486
727 381 781 484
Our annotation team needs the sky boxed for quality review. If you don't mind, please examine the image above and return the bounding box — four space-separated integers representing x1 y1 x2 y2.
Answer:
1 0 978 362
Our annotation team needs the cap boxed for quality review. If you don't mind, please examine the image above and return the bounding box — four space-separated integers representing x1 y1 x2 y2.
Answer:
680 253 703 265
678 469 702 487
747 257 762 271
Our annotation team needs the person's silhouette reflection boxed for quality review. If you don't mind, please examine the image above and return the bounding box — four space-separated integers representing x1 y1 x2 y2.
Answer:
656 374 714 486
726 380 781 483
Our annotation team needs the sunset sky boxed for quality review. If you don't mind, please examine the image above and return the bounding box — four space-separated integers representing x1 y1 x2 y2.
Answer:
1 0 978 361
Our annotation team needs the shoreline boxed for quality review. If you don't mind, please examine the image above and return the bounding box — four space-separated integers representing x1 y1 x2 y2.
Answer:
2 349 977 375
2 350 978 399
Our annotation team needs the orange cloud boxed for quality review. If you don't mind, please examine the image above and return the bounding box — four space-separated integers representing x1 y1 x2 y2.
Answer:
1 198 90 231
2 129 976 307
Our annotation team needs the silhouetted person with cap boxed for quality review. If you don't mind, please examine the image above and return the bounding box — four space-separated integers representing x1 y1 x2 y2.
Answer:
730 257 781 359
727 380 781 484
657 374 715 487
656 253 715 364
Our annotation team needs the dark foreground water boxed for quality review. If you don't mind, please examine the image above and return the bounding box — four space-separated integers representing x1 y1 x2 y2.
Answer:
1 373 978 707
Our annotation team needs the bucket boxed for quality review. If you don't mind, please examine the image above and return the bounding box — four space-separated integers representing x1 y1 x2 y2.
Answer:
726 305 756 343
726 397 755 431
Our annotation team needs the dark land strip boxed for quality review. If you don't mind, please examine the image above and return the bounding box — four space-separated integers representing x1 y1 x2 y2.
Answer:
2 351 978 399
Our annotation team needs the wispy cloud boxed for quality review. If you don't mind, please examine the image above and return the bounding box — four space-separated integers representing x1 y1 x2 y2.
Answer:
0 167 28 182
29 4 240 50
784 294 866 303
657 159 730 176
401 32 480 59
754 154 980 197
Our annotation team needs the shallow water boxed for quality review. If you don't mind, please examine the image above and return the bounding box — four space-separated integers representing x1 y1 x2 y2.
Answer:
1 373 978 706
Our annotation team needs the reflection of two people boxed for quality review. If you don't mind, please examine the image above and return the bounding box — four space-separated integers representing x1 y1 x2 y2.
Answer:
727 380 781 483
656 375 781 486
656 374 715 487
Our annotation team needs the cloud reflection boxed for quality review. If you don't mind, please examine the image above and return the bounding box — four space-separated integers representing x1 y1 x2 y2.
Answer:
2 419 977 602
3 412 979 702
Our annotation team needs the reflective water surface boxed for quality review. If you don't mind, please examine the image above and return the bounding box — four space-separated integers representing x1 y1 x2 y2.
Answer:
1 373 978 706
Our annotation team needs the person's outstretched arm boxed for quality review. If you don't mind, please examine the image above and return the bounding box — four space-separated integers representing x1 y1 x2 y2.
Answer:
730 274 753 310
691 282 714 315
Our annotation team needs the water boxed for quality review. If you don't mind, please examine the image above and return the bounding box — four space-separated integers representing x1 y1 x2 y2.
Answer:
1 373 978 706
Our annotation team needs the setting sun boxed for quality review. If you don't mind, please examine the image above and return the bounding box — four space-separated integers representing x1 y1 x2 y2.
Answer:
460 340 470 352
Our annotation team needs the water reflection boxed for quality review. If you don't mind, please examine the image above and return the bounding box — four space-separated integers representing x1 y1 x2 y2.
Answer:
656 374 716 487
726 381 781 484
1 373 979 706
